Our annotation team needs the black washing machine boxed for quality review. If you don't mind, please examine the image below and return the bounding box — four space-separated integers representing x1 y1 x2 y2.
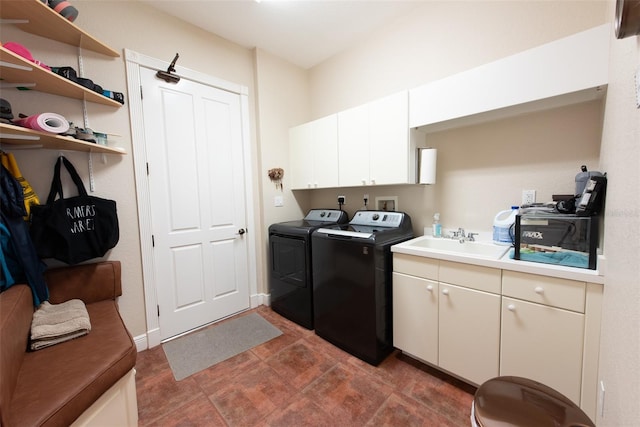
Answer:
268 209 348 329
312 210 413 365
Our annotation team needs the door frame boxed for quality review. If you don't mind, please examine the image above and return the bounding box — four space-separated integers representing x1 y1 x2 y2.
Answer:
124 49 259 349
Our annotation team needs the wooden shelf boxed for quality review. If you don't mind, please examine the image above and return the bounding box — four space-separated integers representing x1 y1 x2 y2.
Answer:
0 0 119 57
0 123 127 155
1 47 122 107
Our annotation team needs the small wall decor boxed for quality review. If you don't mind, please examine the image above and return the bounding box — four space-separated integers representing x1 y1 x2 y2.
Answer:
375 196 398 212
268 168 284 190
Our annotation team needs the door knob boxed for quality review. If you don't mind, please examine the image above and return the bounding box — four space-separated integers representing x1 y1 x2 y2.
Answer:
426 285 433 292
507 304 516 312
441 289 449 295
238 228 246 235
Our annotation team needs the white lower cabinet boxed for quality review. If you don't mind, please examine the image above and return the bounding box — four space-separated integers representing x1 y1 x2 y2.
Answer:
439 283 500 386
392 255 500 385
392 253 602 422
392 272 438 365
500 296 584 403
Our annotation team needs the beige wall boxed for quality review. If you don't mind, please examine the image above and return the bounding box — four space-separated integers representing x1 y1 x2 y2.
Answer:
3 1 638 424
2 1 257 339
597 3 640 425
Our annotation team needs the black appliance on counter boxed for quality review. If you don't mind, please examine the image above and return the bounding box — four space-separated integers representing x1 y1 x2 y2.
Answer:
311 210 413 365
268 209 348 329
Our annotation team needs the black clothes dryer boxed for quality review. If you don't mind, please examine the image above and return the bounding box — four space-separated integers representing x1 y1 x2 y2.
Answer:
268 209 348 329
312 210 413 365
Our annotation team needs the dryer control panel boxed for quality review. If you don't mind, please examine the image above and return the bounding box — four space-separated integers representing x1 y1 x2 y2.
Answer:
350 211 405 228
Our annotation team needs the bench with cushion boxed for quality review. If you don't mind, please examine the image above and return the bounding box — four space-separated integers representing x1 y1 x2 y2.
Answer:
0 261 138 426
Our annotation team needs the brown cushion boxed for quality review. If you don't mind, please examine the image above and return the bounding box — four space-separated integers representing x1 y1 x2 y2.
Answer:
8 300 136 427
0 285 33 427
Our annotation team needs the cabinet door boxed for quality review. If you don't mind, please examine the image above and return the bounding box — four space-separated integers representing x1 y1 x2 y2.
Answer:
392 273 438 365
289 123 314 189
439 283 500 385
338 104 370 186
311 115 339 188
369 92 409 185
501 297 585 404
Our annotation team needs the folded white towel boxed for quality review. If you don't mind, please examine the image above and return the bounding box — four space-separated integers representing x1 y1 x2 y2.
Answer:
30 299 91 351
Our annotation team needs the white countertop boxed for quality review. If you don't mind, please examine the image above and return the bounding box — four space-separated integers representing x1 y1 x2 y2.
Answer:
391 236 605 284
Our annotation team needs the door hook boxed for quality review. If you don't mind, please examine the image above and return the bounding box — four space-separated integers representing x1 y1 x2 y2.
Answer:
156 53 181 84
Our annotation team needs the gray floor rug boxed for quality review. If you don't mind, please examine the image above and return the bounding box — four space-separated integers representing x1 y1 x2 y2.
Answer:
162 312 282 380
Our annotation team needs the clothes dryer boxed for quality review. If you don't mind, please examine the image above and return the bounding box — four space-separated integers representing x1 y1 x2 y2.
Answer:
268 209 348 329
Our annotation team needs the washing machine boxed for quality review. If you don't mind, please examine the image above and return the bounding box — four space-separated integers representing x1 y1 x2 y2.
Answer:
311 210 413 365
268 209 348 329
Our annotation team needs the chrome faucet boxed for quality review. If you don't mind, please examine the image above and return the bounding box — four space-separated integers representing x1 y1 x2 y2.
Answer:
451 228 466 243
467 232 478 242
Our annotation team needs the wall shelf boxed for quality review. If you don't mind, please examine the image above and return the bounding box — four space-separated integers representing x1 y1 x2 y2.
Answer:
0 0 120 57
1 47 122 107
0 123 127 155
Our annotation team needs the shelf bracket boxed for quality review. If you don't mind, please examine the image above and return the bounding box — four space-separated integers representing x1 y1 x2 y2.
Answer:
0 19 29 25
0 133 40 141
1 82 36 89
0 60 33 71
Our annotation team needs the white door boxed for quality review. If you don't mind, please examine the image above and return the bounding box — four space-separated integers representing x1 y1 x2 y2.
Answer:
140 67 250 340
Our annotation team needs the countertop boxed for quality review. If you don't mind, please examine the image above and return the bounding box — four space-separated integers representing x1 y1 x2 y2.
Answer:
391 236 605 285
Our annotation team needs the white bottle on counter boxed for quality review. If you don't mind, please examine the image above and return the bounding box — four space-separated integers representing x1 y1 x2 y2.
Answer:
493 206 519 245
432 213 442 238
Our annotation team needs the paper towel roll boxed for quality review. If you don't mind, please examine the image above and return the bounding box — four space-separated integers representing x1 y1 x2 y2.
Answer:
15 113 70 134
419 148 437 184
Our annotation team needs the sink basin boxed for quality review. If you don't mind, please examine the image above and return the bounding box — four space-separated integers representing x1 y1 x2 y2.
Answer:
401 236 510 259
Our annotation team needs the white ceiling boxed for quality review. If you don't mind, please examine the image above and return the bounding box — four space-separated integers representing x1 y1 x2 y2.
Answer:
141 0 424 69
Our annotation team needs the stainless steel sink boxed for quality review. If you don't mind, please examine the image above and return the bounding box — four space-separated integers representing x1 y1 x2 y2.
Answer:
400 236 510 259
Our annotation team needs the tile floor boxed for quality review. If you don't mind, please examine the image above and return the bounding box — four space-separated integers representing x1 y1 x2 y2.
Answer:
135 305 476 426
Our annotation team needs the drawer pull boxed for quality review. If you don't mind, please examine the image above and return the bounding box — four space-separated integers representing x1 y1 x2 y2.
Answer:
426 285 434 292
534 286 544 294
442 289 449 295
507 304 516 312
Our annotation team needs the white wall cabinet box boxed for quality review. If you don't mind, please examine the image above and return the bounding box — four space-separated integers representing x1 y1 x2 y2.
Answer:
289 114 339 189
0 0 125 155
409 24 610 133
338 91 416 186
392 253 602 422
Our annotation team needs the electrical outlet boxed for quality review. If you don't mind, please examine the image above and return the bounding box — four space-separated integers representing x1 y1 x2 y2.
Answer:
337 195 346 205
522 190 536 205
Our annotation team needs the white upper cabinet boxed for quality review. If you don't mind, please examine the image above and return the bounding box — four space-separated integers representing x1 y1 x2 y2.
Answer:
409 24 610 132
338 91 413 187
289 114 339 190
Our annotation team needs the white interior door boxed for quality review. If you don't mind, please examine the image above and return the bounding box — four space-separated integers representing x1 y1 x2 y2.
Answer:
140 67 250 340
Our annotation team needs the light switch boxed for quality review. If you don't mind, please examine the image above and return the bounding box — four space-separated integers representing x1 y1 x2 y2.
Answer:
274 196 284 207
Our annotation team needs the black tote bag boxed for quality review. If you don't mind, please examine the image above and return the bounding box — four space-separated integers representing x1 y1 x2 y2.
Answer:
30 156 119 265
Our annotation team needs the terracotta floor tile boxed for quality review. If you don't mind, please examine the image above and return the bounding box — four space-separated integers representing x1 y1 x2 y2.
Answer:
209 362 295 426
143 394 227 427
136 369 203 425
135 307 476 426
193 350 261 396
303 363 394 425
266 340 337 390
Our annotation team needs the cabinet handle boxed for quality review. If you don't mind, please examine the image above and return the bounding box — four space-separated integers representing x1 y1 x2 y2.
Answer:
507 304 516 312
362 179 367 185
534 286 544 294
426 284 433 292
371 178 376 184
441 288 449 295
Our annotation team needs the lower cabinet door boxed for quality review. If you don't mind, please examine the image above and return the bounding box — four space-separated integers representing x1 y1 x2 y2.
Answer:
500 297 585 404
439 283 500 385
392 272 438 365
